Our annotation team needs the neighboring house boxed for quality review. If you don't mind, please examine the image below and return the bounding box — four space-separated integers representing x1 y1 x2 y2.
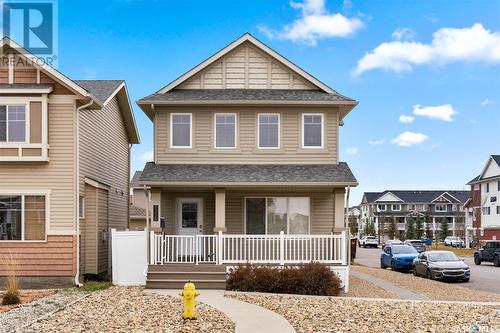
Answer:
0 37 139 287
360 190 469 241
348 206 361 238
466 155 500 243
129 170 147 230
136 33 357 288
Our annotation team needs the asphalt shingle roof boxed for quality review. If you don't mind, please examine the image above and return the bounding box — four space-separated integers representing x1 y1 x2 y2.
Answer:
492 155 500 166
361 190 470 204
139 89 354 103
130 205 146 217
139 162 357 184
131 171 142 188
75 80 123 104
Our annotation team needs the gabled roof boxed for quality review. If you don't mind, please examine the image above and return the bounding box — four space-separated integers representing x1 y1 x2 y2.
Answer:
492 155 500 166
467 155 500 184
361 190 470 204
75 80 124 105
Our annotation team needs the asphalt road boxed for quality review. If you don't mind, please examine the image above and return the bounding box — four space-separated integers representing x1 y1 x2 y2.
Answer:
354 246 500 295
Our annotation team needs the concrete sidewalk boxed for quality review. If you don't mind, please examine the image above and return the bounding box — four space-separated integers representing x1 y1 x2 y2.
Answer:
151 290 296 333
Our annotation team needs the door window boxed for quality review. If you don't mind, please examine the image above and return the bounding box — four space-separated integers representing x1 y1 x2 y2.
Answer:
181 202 198 228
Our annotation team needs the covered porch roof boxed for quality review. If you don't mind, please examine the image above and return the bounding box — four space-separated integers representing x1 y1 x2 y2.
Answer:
138 162 358 187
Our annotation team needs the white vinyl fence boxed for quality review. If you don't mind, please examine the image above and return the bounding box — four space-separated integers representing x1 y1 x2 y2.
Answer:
111 229 148 286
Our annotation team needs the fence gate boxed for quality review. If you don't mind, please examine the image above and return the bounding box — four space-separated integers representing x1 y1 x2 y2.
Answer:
111 229 147 286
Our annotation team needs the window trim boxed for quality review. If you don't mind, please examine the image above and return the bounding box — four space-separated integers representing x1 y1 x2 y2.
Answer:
392 204 401 211
301 113 324 149
213 113 237 149
0 190 50 242
170 113 192 149
377 204 387 212
257 113 280 149
244 196 311 235
435 204 447 212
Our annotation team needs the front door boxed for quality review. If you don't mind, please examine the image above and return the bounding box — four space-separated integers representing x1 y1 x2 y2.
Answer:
177 198 203 236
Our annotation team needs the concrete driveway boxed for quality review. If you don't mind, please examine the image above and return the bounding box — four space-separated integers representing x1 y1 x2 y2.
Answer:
354 246 500 294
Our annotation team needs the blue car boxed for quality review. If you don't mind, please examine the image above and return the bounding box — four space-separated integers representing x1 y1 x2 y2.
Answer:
380 244 419 271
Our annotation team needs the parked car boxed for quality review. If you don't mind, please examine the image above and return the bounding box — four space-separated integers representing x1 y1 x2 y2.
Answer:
384 239 403 246
380 244 418 271
474 241 500 267
413 251 470 282
451 237 465 248
360 236 378 248
444 236 461 246
404 239 426 252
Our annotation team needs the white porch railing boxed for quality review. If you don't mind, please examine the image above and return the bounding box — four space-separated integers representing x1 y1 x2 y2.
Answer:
150 231 347 265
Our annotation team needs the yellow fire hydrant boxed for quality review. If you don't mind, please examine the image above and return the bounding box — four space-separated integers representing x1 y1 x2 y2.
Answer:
179 281 200 320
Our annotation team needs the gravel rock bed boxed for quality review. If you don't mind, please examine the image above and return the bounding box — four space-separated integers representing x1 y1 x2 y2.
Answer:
0 290 84 333
21 286 235 333
343 275 401 299
228 293 500 333
352 265 500 302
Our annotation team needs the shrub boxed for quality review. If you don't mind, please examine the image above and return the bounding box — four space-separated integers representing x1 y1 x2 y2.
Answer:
1 252 21 305
227 262 341 296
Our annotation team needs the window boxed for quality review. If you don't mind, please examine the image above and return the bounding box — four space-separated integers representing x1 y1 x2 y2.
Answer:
0 195 46 241
153 205 159 222
79 196 85 219
214 113 236 148
482 207 490 215
0 105 26 142
497 206 500 214
245 197 309 234
485 183 490 193
392 204 401 211
377 204 386 211
435 204 447 212
258 114 279 148
498 181 500 191
408 204 416 211
302 113 323 148
170 113 192 148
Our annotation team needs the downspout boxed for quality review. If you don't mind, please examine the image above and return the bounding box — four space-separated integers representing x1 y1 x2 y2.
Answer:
74 99 94 287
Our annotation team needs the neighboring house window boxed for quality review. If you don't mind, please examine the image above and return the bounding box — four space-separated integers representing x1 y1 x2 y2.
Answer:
497 206 500 214
170 113 192 148
245 197 309 234
0 195 46 241
485 183 489 193
482 207 490 215
0 105 26 142
302 113 323 148
214 113 236 148
258 114 280 149
435 204 447 212
392 204 401 211
498 181 500 191
408 204 416 211
79 196 85 219
377 204 386 211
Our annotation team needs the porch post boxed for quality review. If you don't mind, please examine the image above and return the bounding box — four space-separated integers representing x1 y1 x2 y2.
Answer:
214 188 227 233
333 188 346 232
452 217 456 236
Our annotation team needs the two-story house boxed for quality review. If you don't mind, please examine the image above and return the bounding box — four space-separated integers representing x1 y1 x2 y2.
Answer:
466 155 500 243
137 33 357 289
360 190 469 241
0 37 139 287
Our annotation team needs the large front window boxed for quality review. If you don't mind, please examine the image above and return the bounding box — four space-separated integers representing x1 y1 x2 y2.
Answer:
258 114 279 148
170 113 192 148
0 105 26 142
214 113 236 148
0 195 45 241
245 197 309 234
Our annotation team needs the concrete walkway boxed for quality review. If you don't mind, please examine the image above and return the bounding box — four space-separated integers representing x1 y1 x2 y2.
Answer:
350 270 430 301
151 290 296 333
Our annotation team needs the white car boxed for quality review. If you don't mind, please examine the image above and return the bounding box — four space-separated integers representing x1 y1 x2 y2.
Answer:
444 236 462 247
360 236 378 248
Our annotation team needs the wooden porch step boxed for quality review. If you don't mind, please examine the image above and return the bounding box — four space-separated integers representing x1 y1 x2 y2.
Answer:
146 279 226 290
147 271 226 281
146 264 227 290
148 264 227 273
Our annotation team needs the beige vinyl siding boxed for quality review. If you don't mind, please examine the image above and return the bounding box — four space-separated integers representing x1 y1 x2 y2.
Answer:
177 42 316 90
155 106 338 164
158 190 336 235
0 102 75 233
30 101 42 143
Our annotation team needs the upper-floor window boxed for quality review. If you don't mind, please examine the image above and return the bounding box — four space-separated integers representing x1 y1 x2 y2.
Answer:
497 206 500 214
392 204 401 211
0 194 46 241
214 113 236 148
408 204 416 211
482 207 490 215
170 113 192 148
435 204 447 212
498 181 500 191
377 204 386 211
0 105 26 143
485 183 490 193
258 114 280 149
302 113 323 148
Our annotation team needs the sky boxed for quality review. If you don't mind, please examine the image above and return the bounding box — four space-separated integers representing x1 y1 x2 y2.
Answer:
49 0 499 205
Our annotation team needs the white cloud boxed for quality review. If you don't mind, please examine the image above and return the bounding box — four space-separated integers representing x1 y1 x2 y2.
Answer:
413 104 457 121
345 147 359 154
480 98 493 106
399 114 415 123
353 23 500 75
391 28 416 41
368 139 385 145
391 131 428 147
258 0 364 46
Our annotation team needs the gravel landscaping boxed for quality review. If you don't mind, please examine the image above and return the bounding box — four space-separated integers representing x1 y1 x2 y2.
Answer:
21 286 235 333
0 290 53 313
228 293 500 333
352 265 500 302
